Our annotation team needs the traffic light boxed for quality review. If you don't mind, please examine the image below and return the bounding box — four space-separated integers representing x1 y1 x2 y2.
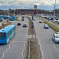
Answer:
31 24 34 29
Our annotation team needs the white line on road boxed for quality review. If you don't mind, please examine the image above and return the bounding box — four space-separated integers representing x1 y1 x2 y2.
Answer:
1 41 25 59
54 44 59 52
11 41 25 43
1 42 13 59
39 41 44 59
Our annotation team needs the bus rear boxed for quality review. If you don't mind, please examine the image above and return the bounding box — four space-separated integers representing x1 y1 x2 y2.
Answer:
0 32 6 44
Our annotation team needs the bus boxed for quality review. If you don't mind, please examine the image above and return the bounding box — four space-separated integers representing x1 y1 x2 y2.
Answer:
0 25 16 44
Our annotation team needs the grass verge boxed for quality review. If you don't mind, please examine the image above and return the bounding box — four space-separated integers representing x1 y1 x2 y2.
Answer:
30 39 38 59
44 21 59 32
28 17 36 35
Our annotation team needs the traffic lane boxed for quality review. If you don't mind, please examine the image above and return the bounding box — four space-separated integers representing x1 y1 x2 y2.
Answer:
2 42 25 59
0 21 19 59
35 16 59 51
34 18 59 59
0 17 28 59
0 44 10 59
2 17 28 59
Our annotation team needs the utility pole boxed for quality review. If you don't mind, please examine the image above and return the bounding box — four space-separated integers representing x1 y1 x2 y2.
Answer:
54 0 56 20
14 4 15 16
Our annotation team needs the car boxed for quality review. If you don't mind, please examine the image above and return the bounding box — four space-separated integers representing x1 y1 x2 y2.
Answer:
22 18 24 21
23 24 27 27
53 19 57 22
52 33 59 43
44 24 49 29
17 23 21 26
39 20 42 23
50 18 54 20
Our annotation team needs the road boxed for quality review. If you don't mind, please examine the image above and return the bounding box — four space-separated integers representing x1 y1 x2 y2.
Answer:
38 16 59 28
29 16 59 59
0 15 28 59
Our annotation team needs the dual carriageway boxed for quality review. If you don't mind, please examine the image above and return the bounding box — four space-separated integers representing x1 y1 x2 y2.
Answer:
0 15 59 59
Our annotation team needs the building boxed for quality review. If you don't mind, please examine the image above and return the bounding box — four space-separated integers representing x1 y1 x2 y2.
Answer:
15 9 38 15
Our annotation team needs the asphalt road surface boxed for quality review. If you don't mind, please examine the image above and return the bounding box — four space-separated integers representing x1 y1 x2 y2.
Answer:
29 16 59 59
0 15 28 59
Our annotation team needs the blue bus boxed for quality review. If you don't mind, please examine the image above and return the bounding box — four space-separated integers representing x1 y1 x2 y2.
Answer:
0 25 16 44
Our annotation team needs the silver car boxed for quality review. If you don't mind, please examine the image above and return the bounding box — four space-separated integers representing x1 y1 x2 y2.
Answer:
52 34 59 43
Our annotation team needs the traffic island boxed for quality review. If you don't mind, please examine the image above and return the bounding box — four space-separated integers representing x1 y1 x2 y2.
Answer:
23 17 42 59
28 17 36 35
23 38 42 59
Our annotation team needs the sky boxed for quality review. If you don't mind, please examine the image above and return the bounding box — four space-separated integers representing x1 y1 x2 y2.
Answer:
0 0 59 10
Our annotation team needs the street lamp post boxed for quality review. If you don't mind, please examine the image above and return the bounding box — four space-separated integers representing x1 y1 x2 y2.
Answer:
14 4 15 16
54 0 56 19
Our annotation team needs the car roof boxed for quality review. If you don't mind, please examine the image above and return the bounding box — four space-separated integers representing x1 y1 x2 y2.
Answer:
44 24 48 26
54 34 59 36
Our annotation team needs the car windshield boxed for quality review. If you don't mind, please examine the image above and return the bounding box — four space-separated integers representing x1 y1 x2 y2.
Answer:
55 36 59 38
0 32 6 37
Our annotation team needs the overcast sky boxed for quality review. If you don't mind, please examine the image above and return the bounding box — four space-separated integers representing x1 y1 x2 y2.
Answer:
0 0 59 10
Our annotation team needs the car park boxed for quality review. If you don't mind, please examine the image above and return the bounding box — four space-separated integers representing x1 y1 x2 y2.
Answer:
39 20 42 23
52 33 59 43
44 24 49 29
23 24 27 27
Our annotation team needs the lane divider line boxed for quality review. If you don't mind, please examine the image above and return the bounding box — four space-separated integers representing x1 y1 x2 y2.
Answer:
1 41 26 59
54 44 59 52
1 42 13 59
39 41 44 59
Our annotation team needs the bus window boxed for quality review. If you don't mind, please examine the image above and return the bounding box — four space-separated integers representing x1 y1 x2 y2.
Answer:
0 32 6 37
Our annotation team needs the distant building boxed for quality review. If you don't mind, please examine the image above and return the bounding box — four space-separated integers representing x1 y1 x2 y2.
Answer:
15 9 38 15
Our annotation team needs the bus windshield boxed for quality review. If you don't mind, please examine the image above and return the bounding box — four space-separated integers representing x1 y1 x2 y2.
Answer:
0 32 6 37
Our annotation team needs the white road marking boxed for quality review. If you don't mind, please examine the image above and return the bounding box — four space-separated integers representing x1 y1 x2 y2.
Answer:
39 41 44 59
1 41 26 59
11 41 25 43
54 44 59 52
1 42 13 59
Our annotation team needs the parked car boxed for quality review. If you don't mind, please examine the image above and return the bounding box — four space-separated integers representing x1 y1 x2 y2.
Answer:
53 19 57 22
44 24 49 29
52 33 59 43
50 18 54 20
23 24 27 27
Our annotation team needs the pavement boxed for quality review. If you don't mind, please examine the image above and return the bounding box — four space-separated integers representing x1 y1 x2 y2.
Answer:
28 16 59 59
0 15 29 59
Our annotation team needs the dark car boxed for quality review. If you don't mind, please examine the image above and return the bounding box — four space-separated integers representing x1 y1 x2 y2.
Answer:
22 18 24 21
50 18 54 20
17 23 21 26
23 24 27 27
